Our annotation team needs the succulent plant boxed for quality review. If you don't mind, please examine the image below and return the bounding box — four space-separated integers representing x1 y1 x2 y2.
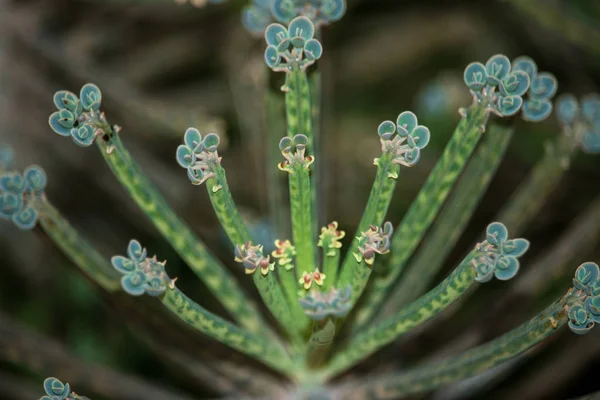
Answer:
1 1 599 399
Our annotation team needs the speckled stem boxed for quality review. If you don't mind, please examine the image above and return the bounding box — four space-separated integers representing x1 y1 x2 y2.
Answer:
204 164 300 340
288 165 316 276
337 153 400 299
161 286 294 376
382 124 513 314
321 248 340 291
324 251 479 379
94 131 269 337
352 104 488 332
286 66 317 244
337 292 577 399
35 199 120 292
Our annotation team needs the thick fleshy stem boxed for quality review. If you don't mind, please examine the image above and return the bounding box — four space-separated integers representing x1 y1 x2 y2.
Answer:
325 222 529 378
317 222 345 290
34 199 121 292
334 291 579 396
176 128 299 341
337 111 430 292
94 125 270 337
380 124 514 316
279 135 316 276
271 239 311 336
161 285 295 376
352 102 489 332
111 240 295 376
305 318 336 368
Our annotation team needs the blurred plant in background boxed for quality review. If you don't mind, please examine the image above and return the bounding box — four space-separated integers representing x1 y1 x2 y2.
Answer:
1 0 600 399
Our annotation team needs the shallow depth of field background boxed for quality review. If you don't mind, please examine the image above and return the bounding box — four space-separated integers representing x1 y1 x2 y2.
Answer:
1 0 600 399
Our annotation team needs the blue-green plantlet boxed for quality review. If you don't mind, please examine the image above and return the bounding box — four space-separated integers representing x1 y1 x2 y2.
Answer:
40 377 89 400
264 16 323 72
243 0 346 35
1 2 597 398
556 93 600 153
473 222 530 282
48 84 103 147
569 262 600 334
0 163 46 230
463 54 530 118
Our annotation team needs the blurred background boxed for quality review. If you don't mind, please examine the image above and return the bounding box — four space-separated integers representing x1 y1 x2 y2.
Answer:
1 0 600 399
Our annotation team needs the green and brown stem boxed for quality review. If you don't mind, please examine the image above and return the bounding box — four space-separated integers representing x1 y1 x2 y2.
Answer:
95 131 269 336
324 251 480 379
382 124 513 314
352 104 489 332
35 199 120 292
337 291 577 398
161 286 294 377
497 132 577 235
337 152 400 299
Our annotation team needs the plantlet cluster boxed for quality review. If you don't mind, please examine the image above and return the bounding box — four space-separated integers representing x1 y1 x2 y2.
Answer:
1 0 599 399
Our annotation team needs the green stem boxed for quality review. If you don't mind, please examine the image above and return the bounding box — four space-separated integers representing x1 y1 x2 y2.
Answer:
306 318 336 368
35 199 120 292
352 104 488 331
289 165 316 275
497 133 577 235
324 251 479 379
337 153 400 297
95 132 269 336
161 286 294 377
286 66 317 245
338 292 577 398
309 72 322 229
204 163 301 340
321 248 340 291
277 265 308 332
285 67 313 147
381 124 513 315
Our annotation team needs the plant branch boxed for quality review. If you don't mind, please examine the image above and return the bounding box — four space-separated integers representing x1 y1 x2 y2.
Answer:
353 104 489 332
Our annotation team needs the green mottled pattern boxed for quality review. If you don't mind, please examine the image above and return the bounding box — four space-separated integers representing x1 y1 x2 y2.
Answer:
338 154 400 295
277 266 308 331
497 133 577 236
205 166 251 247
205 164 300 338
321 248 340 291
325 252 478 378
254 270 304 343
289 165 316 275
309 72 322 232
343 293 576 399
95 134 268 336
285 67 313 144
36 199 120 291
306 318 336 368
350 260 375 305
161 287 294 375
354 105 488 331
286 67 318 245
382 125 514 314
